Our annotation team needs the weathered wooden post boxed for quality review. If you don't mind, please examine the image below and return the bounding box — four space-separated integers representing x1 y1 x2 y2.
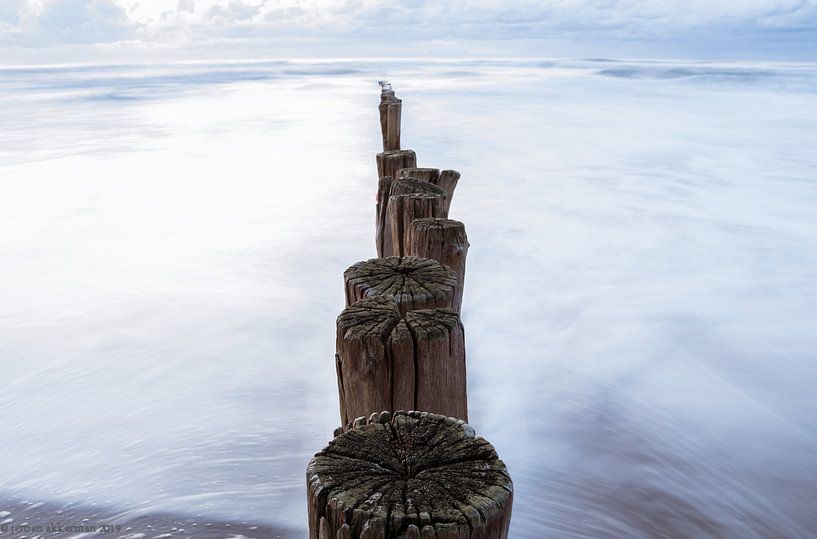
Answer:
379 81 402 151
387 193 446 258
436 170 461 213
344 256 458 315
378 179 447 258
397 167 439 183
376 151 418 257
397 168 461 214
335 297 467 427
406 218 469 313
388 178 448 202
307 411 513 538
377 151 417 180
401 308 467 421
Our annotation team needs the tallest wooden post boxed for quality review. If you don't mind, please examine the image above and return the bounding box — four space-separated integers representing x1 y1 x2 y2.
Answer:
378 81 402 151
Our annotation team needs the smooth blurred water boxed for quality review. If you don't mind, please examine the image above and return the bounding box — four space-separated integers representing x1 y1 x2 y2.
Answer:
1 58 816 538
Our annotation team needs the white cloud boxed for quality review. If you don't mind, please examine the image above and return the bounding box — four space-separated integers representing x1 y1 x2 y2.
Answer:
1 0 134 46
39 0 133 42
176 0 194 13
1 0 816 60
0 3 22 27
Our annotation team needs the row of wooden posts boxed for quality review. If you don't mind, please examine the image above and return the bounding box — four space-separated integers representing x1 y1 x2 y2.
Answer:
305 83 513 539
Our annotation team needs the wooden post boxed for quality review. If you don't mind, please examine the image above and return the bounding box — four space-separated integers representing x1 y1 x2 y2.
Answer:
378 179 447 258
344 256 458 316
386 191 446 258
377 151 417 180
379 85 402 151
402 308 468 420
376 150 417 257
307 411 513 539
397 168 461 214
335 297 405 428
389 178 447 201
436 170 461 214
397 167 439 183
376 176 395 258
335 297 467 427
407 218 469 313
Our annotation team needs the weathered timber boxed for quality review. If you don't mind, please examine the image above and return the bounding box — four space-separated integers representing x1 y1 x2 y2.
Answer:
335 297 402 428
376 150 417 257
404 309 467 421
397 168 461 214
376 176 396 258
387 193 445 258
378 151 417 181
344 256 457 316
389 178 447 200
406 219 469 313
397 167 440 183
306 411 513 539
378 180 448 258
379 88 402 151
335 297 467 426
436 170 461 214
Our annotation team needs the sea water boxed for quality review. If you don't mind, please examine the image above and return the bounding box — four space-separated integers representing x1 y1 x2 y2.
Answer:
1 58 816 538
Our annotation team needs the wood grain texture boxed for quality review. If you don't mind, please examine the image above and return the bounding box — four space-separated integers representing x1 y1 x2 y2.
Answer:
404 309 468 421
397 167 440 183
378 179 448 257
376 175 396 258
378 151 418 181
387 193 445 258
335 296 468 426
389 179 447 200
335 296 402 428
406 219 469 313
436 171 460 214
344 256 458 316
306 411 513 539
397 168 460 214
379 90 402 151
376 151 417 257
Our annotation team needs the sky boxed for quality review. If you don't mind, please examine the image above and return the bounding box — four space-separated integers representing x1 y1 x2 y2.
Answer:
1 0 817 64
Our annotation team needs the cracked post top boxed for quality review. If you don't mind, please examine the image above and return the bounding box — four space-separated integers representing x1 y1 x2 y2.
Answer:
307 410 513 538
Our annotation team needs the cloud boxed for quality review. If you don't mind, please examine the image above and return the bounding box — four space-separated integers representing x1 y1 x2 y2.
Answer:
0 2 22 27
1 0 816 60
38 0 134 43
176 0 194 13
1 0 135 46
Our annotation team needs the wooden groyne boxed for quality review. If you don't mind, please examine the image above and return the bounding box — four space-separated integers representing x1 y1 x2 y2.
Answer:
306 82 513 538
